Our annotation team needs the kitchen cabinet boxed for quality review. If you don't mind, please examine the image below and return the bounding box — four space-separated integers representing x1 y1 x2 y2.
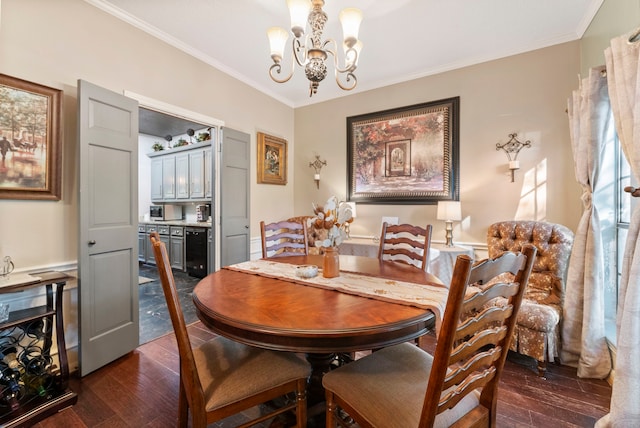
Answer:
169 226 184 270
138 224 146 262
189 150 205 199
150 158 163 201
147 142 212 202
144 224 170 265
204 147 212 199
175 153 190 199
162 155 176 200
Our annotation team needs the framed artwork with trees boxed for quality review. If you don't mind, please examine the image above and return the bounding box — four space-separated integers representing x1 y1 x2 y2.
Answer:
347 97 459 204
0 74 62 200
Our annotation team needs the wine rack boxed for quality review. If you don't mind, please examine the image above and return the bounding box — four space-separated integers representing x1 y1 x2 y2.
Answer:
0 272 77 427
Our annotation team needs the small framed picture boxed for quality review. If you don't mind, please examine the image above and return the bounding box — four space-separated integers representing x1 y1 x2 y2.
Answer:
257 132 287 185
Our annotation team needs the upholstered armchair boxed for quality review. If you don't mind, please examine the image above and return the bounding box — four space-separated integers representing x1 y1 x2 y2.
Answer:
287 215 329 255
486 221 574 375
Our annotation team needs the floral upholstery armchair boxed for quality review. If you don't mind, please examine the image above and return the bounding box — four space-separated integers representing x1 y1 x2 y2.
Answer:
486 221 574 375
287 216 328 255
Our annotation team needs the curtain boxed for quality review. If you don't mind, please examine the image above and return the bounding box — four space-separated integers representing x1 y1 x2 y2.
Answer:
597 28 640 428
562 66 612 379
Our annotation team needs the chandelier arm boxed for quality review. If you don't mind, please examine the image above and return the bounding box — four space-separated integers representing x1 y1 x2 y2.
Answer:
269 58 295 84
324 40 357 74
335 71 357 91
269 38 308 84
292 37 307 67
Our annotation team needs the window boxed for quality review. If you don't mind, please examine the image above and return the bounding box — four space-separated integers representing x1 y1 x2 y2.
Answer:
604 129 636 346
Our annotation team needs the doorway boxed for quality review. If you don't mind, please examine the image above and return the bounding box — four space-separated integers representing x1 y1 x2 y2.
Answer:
130 94 224 344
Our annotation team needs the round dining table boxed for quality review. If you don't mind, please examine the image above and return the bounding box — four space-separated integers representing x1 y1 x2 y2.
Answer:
192 254 445 407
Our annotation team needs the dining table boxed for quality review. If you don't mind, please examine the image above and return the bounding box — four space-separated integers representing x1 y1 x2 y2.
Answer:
191 254 447 410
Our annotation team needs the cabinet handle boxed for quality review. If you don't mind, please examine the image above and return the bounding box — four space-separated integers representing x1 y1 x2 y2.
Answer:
88 240 96 246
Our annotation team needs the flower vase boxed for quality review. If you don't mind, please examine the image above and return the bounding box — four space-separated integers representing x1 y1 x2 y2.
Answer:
323 247 340 278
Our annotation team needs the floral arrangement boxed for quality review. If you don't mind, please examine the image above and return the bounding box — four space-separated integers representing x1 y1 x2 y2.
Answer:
311 196 354 248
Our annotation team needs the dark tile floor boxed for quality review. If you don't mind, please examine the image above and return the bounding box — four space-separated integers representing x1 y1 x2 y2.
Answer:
138 263 201 345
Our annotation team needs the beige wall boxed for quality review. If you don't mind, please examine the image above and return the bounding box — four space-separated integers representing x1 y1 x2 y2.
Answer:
294 42 582 245
0 0 295 270
580 0 640 74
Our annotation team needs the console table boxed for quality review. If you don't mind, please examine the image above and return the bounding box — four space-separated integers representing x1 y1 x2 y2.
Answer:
0 271 77 427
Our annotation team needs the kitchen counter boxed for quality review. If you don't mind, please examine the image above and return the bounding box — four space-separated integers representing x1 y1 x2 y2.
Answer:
139 220 212 228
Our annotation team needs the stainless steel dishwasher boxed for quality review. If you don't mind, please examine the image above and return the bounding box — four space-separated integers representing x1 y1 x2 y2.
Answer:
185 227 207 278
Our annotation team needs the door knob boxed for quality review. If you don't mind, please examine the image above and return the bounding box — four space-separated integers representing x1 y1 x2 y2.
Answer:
88 240 96 246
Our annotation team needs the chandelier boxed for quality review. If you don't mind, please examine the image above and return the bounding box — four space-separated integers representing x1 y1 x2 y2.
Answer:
267 0 363 97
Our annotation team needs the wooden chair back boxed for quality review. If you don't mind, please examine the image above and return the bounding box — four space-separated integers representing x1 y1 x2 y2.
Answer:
421 244 537 427
149 231 208 422
378 222 433 270
260 220 309 258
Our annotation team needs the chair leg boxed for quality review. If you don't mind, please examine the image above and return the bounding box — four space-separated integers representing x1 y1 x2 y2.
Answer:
325 392 337 428
296 378 308 428
537 360 547 377
178 380 189 428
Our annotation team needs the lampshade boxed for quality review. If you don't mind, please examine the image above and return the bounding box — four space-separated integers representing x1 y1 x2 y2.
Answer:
339 7 363 48
437 201 462 221
344 202 357 218
287 0 311 37
267 27 289 61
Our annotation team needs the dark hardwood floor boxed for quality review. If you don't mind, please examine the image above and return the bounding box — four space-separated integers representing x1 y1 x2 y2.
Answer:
34 323 611 428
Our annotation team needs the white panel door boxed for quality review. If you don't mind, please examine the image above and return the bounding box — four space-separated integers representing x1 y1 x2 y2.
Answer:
78 80 139 376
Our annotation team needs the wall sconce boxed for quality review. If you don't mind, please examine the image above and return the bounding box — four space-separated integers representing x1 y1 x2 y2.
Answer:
436 201 462 247
309 155 327 189
496 133 531 182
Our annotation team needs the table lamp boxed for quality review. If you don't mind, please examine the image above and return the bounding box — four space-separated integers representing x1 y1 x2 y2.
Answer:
437 201 462 247
342 202 357 239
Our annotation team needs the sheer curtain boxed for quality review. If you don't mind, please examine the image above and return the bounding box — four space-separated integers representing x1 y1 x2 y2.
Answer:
562 66 613 379
597 28 640 428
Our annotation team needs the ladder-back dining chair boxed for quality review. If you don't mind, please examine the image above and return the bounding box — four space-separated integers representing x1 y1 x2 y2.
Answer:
377 223 433 270
260 220 309 258
149 232 311 428
323 244 537 428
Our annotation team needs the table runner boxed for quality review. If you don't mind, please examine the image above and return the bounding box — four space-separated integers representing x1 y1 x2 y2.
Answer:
225 259 449 332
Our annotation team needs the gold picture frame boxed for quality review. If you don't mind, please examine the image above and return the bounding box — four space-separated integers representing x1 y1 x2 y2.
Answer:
0 74 62 200
257 132 287 185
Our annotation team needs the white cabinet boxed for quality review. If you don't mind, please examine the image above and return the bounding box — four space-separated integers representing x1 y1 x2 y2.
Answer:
175 153 190 199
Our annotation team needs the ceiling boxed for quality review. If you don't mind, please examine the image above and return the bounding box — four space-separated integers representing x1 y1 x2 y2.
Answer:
139 107 210 138
88 0 603 108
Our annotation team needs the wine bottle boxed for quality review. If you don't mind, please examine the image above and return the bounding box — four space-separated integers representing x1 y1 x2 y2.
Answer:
0 363 21 410
0 346 19 370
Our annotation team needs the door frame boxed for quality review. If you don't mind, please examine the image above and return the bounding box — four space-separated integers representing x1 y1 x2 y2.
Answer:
124 91 224 270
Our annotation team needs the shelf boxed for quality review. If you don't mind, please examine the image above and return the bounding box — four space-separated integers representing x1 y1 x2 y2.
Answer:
0 389 77 428
0 306 55 330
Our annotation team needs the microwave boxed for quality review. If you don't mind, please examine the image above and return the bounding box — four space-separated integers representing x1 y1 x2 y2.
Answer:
149 204 182 221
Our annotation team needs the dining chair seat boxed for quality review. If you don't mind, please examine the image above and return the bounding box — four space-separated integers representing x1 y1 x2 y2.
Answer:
322 343 481 428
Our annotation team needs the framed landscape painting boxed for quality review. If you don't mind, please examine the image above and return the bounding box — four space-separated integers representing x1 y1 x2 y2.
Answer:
347 97 459 204
0 74 62 200
257 132 287 185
